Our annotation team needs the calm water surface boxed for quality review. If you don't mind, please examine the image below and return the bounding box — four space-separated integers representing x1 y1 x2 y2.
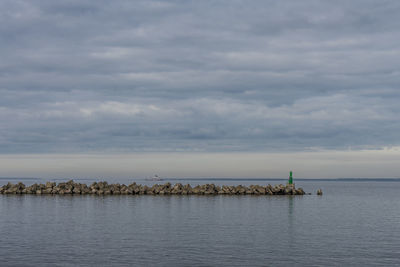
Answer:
0 179 399 266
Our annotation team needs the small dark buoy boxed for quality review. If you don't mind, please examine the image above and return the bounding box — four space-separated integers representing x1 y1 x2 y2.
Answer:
317 189 323 195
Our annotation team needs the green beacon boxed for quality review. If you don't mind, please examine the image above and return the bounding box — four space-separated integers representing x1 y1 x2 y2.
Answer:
289 171 293 185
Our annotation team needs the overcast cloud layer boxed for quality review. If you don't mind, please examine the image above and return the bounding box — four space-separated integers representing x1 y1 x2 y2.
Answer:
1 0 399 153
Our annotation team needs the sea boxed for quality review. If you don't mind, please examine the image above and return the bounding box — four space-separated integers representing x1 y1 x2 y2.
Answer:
0 178 399 266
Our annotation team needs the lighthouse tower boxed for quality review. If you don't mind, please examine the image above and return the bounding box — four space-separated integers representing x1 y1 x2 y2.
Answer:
288 171 293 185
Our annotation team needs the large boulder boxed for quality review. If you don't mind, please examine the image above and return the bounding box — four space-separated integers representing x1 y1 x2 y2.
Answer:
46 182 55 188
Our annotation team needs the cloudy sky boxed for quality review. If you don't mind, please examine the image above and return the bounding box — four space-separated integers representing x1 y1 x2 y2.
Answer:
1 0 399 178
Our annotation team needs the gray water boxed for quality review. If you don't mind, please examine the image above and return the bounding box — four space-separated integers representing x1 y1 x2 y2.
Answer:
0 179 399 266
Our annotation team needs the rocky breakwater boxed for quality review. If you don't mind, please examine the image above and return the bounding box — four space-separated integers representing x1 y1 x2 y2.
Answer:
0 181 306 196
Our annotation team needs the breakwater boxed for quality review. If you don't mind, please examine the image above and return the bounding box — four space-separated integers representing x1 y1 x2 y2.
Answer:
0 181 307 195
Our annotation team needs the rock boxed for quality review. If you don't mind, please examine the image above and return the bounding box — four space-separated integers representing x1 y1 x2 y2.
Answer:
133 186 140 194
192 186 201 194
44 188 53 194
73 188 81 194
121 189 129 195
142 186 149 194
296 188 305 195
183 184 192 194
284 186 293 195
237 186 246 194
171 183 183 194
98 182 107 189
221 185 229 193
256 187 266 195
81 186 90 194
90 182 99 190
46 182 55 188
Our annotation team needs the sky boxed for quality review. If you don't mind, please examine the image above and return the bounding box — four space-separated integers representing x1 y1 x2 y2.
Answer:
1 0 399 178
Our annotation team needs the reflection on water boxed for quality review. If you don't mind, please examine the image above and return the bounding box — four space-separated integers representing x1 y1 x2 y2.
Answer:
288 195 294 227
0 181 400 266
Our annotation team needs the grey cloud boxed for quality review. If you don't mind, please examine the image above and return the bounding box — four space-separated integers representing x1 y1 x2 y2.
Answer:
0 0 399 153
